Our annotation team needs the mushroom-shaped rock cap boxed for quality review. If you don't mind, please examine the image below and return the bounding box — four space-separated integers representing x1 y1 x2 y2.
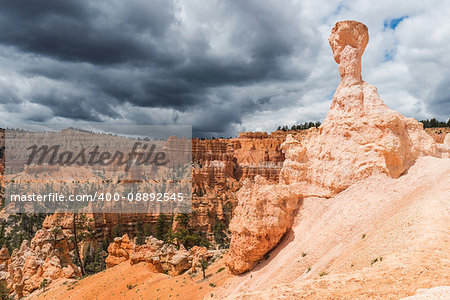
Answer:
329 20 369 64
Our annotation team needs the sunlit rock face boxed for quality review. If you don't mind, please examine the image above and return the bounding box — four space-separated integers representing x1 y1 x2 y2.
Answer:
105 234 213 276
225 176 301 274
4 229 80 298
280 20 441 197
225 20 448 274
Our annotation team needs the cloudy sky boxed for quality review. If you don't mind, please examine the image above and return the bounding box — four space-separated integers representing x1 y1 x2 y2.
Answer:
0 0 449 137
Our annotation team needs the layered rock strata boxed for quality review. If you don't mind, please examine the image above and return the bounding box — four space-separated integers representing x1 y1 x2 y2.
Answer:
191 134 285 236
8 133 286 249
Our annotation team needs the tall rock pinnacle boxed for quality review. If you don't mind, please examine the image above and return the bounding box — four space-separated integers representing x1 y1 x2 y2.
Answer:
282 20 444 195
325 20 384 120
329 20 368 85
225 20 449 275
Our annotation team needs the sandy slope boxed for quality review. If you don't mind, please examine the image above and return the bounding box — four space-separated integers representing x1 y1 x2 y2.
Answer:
215 156 450 299
402 286 450 299
28 257 232 300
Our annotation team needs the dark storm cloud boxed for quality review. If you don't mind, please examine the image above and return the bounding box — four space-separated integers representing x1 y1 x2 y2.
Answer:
33 93 119 122
192 108 244 138
0 82 20 105
0 0 319 136
0 0 179 65
428 78 450 118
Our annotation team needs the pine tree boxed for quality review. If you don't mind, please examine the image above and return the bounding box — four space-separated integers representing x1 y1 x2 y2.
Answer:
71 213 94 277
199 259 208 279
84 245 107 275
112 224 122 238
155 214 168 241
101 236 110 251
40 278 48 292
143 223 152 238
213 221 229 248
135 220 144 245
0 279 12 299
2 213 47 253
175 213 190 230
112 214 122 238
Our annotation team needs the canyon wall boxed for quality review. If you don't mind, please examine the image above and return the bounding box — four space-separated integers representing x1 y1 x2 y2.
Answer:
190 133 285 236
0 128 287 297
1 131 286 244
72 132 286 242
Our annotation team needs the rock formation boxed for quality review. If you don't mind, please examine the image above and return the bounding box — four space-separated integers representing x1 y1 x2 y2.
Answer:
225 20 450 274
2 132 285 250
0 246 9 265
105 234 134 268
0 246 10 284
105 234 215 276
425 127 450 144
281 20 445 197
0 228 80 298
191 134 285 237
225 176 301 273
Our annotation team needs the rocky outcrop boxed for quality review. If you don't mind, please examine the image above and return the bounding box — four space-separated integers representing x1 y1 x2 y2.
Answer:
1 228 80 298
0 246 10 284
105 234 134 268
440 133 450 157
0 246 9 265
225 176 301 273
425 127 450 144
225 20 450 274
105 234 214 276
131 240 192 276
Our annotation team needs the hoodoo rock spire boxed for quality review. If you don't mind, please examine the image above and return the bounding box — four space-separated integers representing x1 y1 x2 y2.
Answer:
225 20 449 274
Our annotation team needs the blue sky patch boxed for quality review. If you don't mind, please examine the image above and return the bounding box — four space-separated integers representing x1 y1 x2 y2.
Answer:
384 16 408 30
384 51 393 61
333 3 348 15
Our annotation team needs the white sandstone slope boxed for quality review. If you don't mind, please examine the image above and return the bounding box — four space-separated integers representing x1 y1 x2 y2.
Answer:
217 156 450 299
